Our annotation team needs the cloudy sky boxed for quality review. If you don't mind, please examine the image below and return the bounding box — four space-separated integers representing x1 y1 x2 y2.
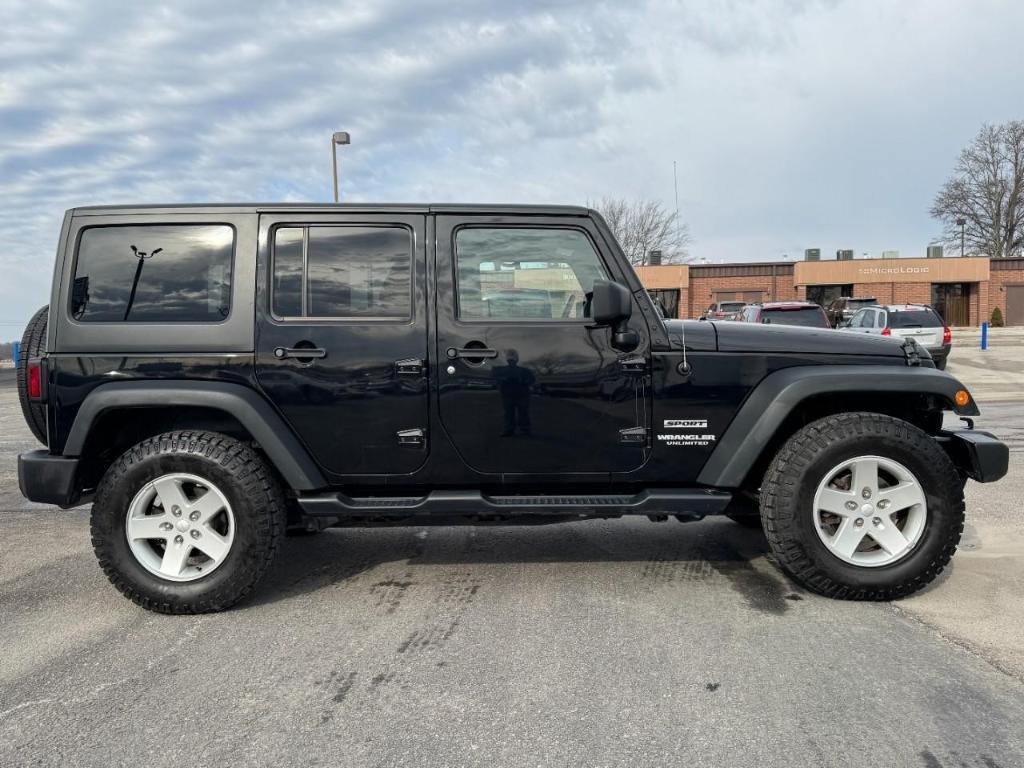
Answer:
1 0 1021 334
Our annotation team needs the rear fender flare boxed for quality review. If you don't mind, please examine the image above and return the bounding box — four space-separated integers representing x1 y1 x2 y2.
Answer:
696 365 978 489
63 380 326 491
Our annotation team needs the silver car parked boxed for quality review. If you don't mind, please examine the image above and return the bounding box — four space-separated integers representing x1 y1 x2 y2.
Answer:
840 304 952 369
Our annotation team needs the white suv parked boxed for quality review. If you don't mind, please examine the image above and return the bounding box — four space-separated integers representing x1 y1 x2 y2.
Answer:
840 304 952 369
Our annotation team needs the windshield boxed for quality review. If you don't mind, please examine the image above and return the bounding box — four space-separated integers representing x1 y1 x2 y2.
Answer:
720 302 745 312
887 308 943 328
763 307 829 328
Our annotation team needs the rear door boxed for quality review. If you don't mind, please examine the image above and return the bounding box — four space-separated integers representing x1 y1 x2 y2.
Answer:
434 214 651 476
255 212 429 476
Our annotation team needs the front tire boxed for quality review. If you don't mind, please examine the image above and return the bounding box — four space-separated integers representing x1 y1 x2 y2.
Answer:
760 413 964 600
91 431 286 614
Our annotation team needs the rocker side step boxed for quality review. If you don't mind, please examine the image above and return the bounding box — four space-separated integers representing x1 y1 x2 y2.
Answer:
297 489 732 518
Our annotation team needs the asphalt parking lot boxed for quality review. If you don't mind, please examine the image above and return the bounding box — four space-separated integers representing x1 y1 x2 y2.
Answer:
1 385 1023 767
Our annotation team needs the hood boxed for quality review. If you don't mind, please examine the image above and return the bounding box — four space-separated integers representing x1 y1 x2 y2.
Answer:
711 321 907 357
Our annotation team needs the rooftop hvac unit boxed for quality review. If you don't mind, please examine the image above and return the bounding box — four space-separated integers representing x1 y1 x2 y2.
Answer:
927 245 944 259
804 248 821 261
648 250 662 266
837 249 854 261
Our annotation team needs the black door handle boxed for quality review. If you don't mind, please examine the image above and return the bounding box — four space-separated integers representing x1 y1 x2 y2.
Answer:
274 346 327 360
446 347 498 360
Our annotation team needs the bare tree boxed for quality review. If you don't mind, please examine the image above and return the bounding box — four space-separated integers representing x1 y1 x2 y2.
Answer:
931 121 1024 258
590 197 691 266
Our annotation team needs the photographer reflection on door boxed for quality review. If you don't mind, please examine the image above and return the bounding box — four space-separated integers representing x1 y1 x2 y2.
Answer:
493 348 535 437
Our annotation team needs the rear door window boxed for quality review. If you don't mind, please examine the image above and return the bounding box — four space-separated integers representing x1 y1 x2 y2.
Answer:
762 307 829 328
72 224 234 322
887 308 944 328
272 225 412 319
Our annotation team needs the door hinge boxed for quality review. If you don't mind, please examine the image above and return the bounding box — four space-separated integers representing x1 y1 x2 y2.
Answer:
619 427 648 444
619 356 647 373
900 339 922 367
396 428 426 447
395 358 425 375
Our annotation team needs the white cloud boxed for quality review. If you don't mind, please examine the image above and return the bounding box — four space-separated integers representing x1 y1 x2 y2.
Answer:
0 0 1022 332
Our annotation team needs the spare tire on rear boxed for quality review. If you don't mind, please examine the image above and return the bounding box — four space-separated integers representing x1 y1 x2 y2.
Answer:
17 305 49 445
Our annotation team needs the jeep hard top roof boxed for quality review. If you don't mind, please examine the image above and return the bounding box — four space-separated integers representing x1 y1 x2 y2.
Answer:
68 203 593 217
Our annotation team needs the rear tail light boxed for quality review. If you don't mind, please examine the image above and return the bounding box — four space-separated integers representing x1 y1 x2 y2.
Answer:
881 328 891 336
27 363 42 399
943 326 952 345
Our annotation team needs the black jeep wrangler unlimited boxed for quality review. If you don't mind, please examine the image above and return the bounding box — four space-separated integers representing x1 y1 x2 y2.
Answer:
18 204 1008 614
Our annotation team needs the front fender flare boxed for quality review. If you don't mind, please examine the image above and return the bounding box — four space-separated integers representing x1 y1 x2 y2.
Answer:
63 380 327 491
696 365 978 489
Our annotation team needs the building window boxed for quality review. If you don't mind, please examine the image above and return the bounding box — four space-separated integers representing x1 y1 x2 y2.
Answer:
805 284 855 307
648 289 680 318
72 224 234 323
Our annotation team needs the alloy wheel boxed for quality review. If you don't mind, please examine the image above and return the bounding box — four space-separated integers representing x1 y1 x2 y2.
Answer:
125 473 235 582
812 455 928 567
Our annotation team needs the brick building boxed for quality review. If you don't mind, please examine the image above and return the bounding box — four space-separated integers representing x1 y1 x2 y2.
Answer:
637 256 1024 326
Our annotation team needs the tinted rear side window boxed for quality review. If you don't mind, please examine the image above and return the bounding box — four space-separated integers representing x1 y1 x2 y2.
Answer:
887 309 943 328
762 307 829 327
72 224 234 322
272 226 412 319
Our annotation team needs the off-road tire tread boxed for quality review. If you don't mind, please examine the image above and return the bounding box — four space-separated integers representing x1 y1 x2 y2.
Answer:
91 431 285 614
17 305 48 445
760 412 965 600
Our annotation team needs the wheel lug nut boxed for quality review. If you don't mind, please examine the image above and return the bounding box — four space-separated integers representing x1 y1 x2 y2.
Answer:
861 488 872 500
877 499 890 510
189 510 200 521
872 517 882 526
190 529 201 539
159 522 173 531
174 535 184 544
171 506 182 517
855 518 864 527
845 500 858 511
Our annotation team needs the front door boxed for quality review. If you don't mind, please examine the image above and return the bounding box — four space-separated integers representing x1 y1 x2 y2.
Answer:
255 213 429 476
931 282 971 327
434 215 651 476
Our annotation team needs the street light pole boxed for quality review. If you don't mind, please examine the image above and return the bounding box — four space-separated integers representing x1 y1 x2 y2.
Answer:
331 131 350 202
957 217 966 257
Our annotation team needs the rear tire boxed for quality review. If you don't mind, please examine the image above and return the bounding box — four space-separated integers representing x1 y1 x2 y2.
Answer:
17 305 48 445
760 412 964 600
91 431 286 614
935 357 947 371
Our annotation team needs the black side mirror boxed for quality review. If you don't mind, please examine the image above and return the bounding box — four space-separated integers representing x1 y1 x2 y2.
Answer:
591 280 632 325
590 279 638 352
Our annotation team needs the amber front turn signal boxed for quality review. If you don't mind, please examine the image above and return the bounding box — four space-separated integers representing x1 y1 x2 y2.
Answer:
955 390 970 407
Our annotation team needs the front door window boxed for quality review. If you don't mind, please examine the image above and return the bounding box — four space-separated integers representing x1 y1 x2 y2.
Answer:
455 227 608 321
